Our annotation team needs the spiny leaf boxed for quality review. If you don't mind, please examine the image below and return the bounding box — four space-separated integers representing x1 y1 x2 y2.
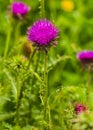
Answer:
3 69 17 101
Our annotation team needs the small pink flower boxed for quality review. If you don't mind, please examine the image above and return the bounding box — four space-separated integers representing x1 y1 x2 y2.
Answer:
75 103 87 114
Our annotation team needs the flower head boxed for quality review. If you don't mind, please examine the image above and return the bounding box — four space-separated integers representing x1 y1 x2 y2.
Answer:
23 42 32 57
77 51 93 63
61 0 74 12
75 103 87 115
11 2 30 17
27 19 59 49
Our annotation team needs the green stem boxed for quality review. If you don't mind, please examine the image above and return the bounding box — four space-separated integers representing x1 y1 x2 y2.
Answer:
86 66 93 94
28 51 40 122
3 22 12 59
15 80 25 124
31 51 41 90
27 48 37 70
87 72 91 92
9 0 13 3
41 0 45 18
44 51 50 130
14 21 21 45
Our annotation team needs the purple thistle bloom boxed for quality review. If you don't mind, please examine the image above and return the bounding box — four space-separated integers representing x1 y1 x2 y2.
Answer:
77 51 93 61
11 2 30 16
77 50 93 63
27 19 59 47
75 103 87 115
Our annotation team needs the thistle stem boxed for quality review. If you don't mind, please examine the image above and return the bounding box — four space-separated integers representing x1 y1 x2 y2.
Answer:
41 0 45 18
44 51 50 130
28 51 40 122
27 48 37 70
86 66 93 94
40 0 50 129
3 21 12 59
15 80 25 123
14 21 21 45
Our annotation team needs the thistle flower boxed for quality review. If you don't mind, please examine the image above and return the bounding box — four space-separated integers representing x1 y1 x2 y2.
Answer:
27 19 59 50
77 51 93 64
23 42 32 57
75 103 87 115
61 0 74 12
11 2 30 18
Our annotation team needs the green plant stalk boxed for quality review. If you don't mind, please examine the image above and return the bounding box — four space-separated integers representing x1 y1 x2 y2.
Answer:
40 0 51 129
40 0 45 18
14 21 21 45
3 22 12 59
85 65 93 95
10 0 13 3
5 21 21 58
44 51 50 130
27 48 37 70
15 80 24 124
28 51 40 122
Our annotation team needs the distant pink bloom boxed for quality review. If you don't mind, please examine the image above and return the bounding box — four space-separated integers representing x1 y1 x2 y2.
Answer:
27 19 59 48
77 51 93 63
75 103 87 114
11 2 30 16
